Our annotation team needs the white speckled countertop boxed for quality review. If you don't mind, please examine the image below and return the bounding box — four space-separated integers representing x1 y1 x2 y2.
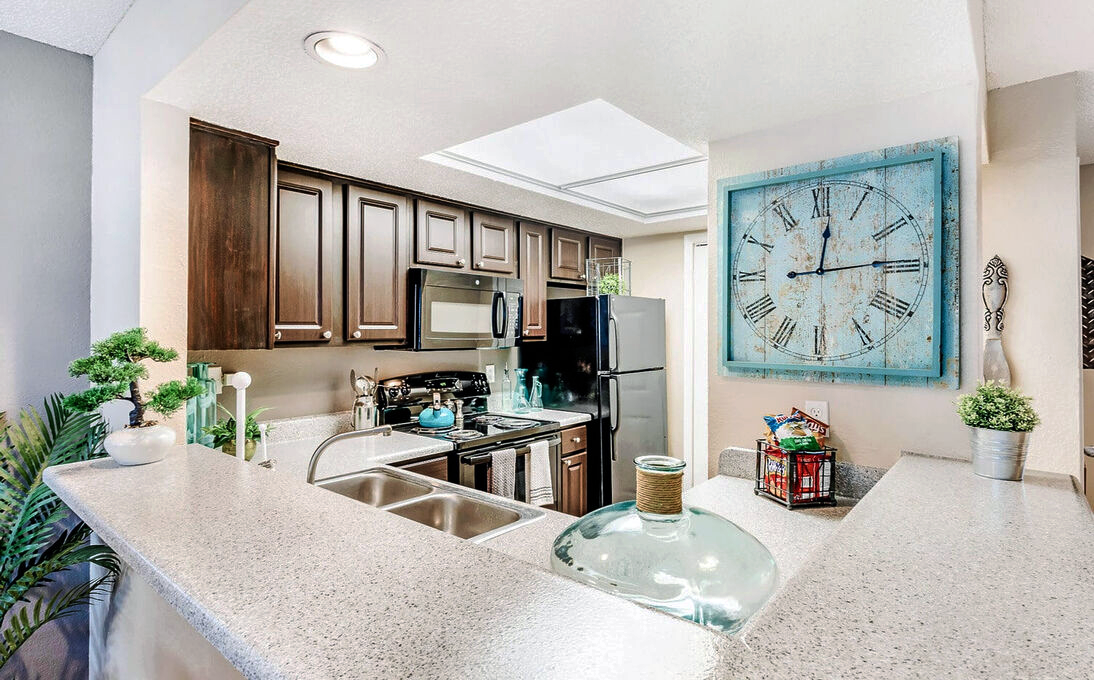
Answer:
43 448 1094 678
45 445 743 679
264 431 452 482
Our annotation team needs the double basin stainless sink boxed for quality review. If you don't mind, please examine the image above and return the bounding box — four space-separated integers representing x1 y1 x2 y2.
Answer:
315 466 544 542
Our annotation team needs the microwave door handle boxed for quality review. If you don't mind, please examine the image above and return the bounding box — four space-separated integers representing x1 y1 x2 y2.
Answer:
491 291 505 339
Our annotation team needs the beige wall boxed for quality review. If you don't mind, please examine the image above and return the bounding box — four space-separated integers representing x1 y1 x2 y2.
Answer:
623 231 705 464
981 74 1081 480
705 84 982 473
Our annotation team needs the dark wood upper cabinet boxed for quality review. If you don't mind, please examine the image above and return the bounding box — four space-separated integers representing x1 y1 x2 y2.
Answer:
415 200 470 268
549 227 588 282
274 171 333 343
559 450 588 517
188 121 277 350
345 185 411 342
518 221 548 341
471 212 517 276
588 235 622 262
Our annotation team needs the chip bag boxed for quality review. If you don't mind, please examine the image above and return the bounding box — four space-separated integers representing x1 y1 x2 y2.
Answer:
763 413 821 451
789 407 829 448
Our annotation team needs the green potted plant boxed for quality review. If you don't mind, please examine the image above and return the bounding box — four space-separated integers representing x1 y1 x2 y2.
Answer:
203 406 271 461
956 381 1040 480
0 397 120 671
597 272 628 295
63 328 204 466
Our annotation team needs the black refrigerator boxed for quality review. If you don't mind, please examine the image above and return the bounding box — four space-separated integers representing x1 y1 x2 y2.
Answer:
521 295 668 510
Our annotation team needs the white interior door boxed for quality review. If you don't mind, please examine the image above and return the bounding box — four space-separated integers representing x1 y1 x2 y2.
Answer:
683 235 709 487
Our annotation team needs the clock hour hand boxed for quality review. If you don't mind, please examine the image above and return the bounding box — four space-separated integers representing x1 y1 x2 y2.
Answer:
786 260 908 278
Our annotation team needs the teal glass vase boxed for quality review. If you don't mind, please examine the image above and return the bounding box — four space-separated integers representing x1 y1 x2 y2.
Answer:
551 456 778 634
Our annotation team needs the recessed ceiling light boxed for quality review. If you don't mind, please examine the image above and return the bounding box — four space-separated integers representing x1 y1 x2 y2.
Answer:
304 31 384 69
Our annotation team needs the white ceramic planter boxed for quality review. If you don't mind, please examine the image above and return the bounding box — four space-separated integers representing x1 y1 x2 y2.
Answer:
105 424 176 466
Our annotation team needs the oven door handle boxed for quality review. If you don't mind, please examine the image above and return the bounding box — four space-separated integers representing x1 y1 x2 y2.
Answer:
461 435 562 464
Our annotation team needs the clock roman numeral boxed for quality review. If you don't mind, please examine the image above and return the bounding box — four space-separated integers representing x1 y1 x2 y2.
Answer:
744 235 774 253
869 290 912 318
872 215 911 241
735 269 766 282
813 325 826 357
772 316 797 347
852 318 872 346
811 187 830 218
882 258 921 274
849 189 871 221
743 294 777 323
772 203 799 231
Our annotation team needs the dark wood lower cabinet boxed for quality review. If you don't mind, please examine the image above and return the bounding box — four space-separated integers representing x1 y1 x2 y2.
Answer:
559 450 588 517
397 455 449 482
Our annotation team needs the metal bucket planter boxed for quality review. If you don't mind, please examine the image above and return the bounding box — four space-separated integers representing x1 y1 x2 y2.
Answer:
969 427 1030 481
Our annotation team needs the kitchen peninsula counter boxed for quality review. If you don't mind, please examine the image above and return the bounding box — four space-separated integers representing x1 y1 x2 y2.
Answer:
44 448 1094 679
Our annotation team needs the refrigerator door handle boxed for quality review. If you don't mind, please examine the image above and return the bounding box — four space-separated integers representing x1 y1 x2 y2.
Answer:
607 375 620 460
608 312 620 372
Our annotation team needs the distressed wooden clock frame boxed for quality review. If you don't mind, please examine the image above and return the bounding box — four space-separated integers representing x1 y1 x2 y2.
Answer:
716 138 960 388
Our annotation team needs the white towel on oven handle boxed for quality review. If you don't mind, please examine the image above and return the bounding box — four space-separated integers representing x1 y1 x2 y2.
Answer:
527 439 554 507
491 448 517 499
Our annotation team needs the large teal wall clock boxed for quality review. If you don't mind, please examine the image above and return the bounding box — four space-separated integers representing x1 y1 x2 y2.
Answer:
717 138 959 387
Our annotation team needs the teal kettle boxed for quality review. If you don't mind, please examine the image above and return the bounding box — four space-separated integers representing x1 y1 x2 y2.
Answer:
418 391 455 428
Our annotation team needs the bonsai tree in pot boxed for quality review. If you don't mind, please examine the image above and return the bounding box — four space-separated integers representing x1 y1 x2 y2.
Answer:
956 381 1040 481
63 328 204 465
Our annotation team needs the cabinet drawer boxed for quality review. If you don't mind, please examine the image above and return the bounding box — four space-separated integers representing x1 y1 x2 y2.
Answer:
560 425 587 455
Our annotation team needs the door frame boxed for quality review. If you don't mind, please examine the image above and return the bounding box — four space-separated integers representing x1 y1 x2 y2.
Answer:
683 233 709 487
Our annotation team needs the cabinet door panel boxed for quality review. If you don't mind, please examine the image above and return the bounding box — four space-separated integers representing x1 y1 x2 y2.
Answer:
188 124 276 350
550 227 587 281
397 456 449 482
471 212 517 275
415 200 469 268
275 172 333 343
588 236 621 261
560 451 588 517
518 222 548 340
345 185 410 342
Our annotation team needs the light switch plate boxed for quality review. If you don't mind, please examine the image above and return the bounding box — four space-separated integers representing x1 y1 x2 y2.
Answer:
484 364 496 383
804 400 829 426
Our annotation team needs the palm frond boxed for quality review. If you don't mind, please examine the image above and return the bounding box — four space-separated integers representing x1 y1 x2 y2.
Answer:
0 525 118 618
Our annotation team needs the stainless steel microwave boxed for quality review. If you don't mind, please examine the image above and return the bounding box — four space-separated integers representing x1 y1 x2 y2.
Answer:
404 268 522 350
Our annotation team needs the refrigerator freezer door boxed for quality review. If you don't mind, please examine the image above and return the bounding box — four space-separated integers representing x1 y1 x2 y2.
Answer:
601 369 668 503
603 296 666 373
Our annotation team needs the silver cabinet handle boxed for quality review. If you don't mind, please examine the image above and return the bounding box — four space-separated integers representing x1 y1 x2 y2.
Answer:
352 330 362 339
456 258 467 267
322 330 332 339
476 261 484 268
572 436 582 444
274 331 282 340
580 273 587 280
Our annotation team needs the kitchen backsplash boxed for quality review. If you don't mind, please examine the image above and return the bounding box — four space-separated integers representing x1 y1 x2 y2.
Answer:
190 345 518 420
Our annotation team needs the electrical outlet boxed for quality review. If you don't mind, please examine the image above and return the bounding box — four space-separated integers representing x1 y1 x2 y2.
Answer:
804 400 829 426
484 364 496 383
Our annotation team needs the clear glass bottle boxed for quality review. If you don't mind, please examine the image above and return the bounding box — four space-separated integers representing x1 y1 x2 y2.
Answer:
500 364 513 411
551 456 778 634
529 376 543 411
512 368 530 413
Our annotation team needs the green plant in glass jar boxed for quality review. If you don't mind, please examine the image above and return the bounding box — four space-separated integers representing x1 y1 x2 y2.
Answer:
202 406 272 461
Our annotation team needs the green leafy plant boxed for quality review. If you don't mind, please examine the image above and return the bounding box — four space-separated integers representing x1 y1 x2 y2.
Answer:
62 328 204 428
597 272 627 295
956 381 1040 432
0 396 120 670
202 406 272 449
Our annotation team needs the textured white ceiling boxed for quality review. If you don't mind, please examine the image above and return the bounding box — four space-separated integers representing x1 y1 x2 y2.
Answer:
984 0 1094 162
0 0 133 55
150 0 977 237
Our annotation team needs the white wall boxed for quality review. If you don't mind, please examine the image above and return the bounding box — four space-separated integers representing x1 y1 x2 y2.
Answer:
0 29 93 680
91 0 249 341
706 84 982 472
981 74 1081 479
0 32 92 417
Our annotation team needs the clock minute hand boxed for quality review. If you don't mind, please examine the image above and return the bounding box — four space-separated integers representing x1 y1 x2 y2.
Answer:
817 217 832 270
786 260 904 279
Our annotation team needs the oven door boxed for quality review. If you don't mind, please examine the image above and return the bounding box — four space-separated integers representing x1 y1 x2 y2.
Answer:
413 269 522 350
458 434 561 504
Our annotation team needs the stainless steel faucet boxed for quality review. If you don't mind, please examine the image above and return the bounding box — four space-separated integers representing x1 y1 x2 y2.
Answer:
306 425 393 484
